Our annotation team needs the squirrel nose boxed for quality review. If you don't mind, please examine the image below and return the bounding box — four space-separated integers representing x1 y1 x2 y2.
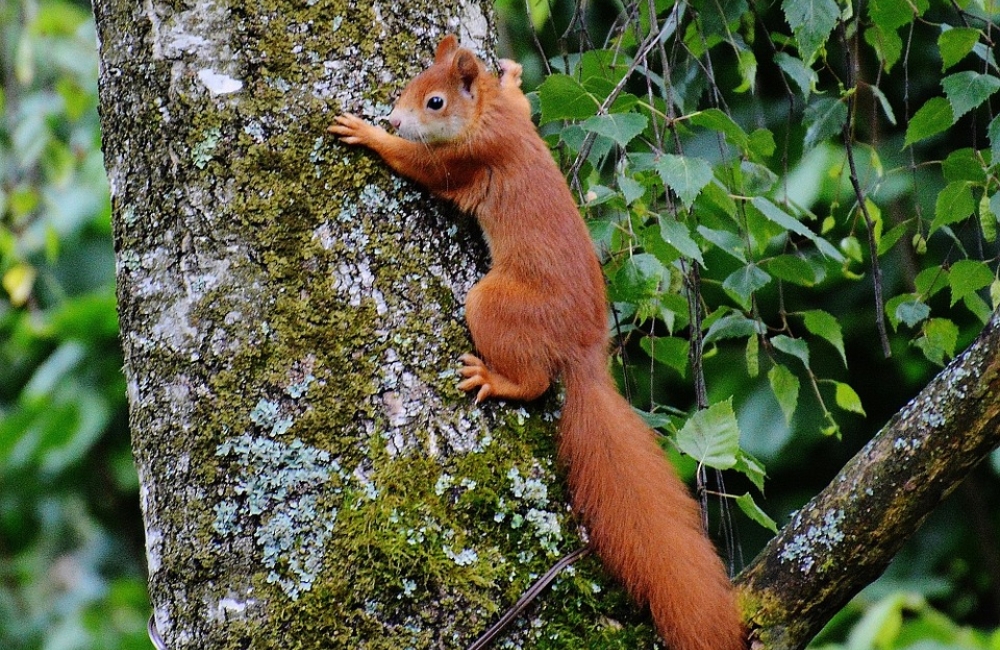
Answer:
388 115 401 131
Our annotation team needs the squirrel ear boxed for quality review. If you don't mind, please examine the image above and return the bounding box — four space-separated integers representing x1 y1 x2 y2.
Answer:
454 50 480 94
435 35 459 63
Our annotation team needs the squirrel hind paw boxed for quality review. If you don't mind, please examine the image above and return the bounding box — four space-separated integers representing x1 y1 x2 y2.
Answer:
457 354 494 402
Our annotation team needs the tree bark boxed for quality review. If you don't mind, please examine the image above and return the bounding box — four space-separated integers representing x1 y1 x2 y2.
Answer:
737 309 1000 649
92 1 641 647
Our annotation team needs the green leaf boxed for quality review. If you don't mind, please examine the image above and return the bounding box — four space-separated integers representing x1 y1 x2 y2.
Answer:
580 113 649 147
865 24 903 72
704 312 763 344
870 85 897 125
640 336 690 377
774 52 817 99
989 114 1000 166
802 310 847 366
939 27 981 71
746 332 760 378
723 263 772 309
942 148 986 183
804 97 848 150
751 197 845 261
833 381 866 415
783 0 839 63
735 451 767 492
889 296 930 329
763 254 820 286
735 492 778 533
941 71 1000 120
538 74 597 123
698 226 747 263
948 259 993 306
655 154 714 208
980 192 997 243
904 97 955 146
915 318 958 365
690 108 751 152
675 399 741 470
658 215 704 266
612 253 666 302
772 335 810 369
768 364 800 425
931 181 975 233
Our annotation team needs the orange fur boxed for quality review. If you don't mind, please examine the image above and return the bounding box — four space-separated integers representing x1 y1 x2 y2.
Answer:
329 35 744 650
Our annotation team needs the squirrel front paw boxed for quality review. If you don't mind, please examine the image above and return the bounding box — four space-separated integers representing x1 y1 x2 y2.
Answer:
498 59 523 89
457 353 494 403
328 113 384 146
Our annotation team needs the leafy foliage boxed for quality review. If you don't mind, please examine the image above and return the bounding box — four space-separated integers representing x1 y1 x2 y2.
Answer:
498 0 1000 641
0 1 146 648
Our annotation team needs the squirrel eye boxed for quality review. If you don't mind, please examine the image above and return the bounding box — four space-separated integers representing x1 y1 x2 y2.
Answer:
426 96 445 111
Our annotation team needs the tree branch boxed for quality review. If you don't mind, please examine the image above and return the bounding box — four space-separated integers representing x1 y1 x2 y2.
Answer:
737 310 1000 649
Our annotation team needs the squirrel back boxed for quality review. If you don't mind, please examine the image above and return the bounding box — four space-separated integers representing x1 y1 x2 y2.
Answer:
329 35 745 650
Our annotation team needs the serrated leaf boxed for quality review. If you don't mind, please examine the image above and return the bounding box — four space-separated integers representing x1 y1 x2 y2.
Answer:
612 253 666 303
942 71 1000 120
989 114 1000 166
690 108 751 151
942 148 986 183
723 264 772 309
948 259 993 307
751 197 845 261
704 312 762 344
768 364 800 425
939 27 981 71
581 113 649 147
640 336 690 377
772 334 810 368
833 381 866 415
905 97 955 146
783 0 839 63
735 451 767 493
804 97 848 150
658 215 704 266
915 318 958 365
655 154 714 208
736 492 778 533
538 74 597 123
887 299 931 327
617 174 646 205
931 181 974 233
698 226 747 263
865 24 903 72
675 399 741 470
774 51 817 99
802 310 847 366
763 254 819 286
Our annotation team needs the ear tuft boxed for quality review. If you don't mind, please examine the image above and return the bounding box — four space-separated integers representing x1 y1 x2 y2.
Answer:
454 51 480 94
434 35 460 64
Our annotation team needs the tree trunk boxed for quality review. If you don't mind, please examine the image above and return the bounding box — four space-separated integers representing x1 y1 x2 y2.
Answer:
92 1 637 647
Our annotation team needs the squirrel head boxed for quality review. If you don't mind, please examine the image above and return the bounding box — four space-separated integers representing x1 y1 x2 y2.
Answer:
387 35 494 144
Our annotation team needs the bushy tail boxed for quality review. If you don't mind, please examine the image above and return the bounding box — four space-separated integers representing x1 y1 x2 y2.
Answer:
560 356 744 650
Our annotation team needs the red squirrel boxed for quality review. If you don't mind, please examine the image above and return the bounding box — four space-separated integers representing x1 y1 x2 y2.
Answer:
329 35 744 650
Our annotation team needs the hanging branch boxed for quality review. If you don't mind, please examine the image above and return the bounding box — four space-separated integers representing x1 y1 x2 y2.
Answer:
737 310 1000 649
